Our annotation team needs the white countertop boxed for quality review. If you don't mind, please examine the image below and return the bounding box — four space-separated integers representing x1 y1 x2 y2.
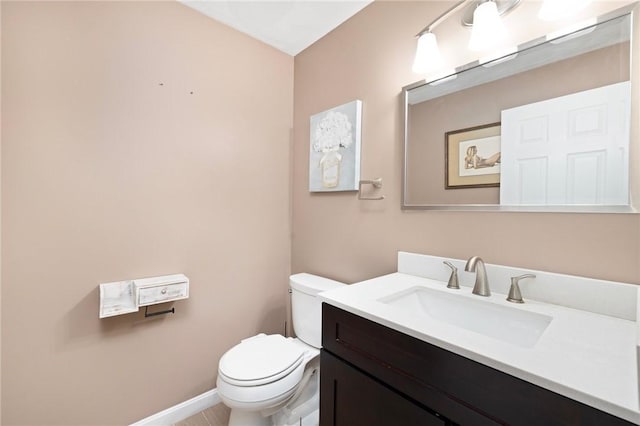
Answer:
319 272 640 424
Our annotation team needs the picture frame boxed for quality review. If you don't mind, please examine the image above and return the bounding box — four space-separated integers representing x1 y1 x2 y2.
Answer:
445 122 501 189
309 100 362 192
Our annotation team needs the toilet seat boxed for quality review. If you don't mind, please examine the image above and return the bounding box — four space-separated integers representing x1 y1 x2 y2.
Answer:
219 335 305 387
218 361 306 408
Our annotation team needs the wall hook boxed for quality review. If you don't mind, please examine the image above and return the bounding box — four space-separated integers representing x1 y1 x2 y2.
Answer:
358 178 385 200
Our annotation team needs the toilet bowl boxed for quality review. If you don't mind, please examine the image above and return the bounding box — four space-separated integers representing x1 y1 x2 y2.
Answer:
216 273 345 426
217 335 318 412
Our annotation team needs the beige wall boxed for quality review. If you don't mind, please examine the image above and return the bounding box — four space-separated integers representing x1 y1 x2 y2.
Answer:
292 1 640 285
1 2 292 425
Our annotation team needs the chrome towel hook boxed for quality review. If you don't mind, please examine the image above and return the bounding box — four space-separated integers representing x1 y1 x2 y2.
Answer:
358 178 385 200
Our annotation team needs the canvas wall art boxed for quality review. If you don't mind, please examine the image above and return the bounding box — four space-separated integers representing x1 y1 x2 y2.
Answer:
309 100 362 192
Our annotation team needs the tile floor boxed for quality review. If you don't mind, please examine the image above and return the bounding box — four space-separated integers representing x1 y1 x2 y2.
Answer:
174 404 230 426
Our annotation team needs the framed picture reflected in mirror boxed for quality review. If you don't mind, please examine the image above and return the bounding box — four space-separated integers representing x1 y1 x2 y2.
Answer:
445 122 501 189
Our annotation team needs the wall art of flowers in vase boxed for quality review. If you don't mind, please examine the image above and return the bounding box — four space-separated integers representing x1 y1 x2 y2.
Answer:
309 100 362 192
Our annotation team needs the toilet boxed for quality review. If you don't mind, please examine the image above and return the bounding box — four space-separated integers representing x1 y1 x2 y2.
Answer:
216 273 345 426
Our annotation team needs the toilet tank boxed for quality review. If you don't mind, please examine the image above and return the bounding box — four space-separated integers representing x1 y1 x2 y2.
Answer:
290 273 345 348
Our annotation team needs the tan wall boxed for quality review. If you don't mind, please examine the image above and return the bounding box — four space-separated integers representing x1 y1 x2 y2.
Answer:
1 2 293 425
292 1 640 285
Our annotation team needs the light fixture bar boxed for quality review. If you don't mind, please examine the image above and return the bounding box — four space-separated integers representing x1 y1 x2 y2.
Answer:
412 0 521 76
416 0 471 37
461 0 522 26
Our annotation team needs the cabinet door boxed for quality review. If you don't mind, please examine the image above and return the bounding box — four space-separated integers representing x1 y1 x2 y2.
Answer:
320 351 446 426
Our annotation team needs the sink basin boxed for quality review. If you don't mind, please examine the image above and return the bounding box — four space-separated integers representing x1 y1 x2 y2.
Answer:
379 287 552 348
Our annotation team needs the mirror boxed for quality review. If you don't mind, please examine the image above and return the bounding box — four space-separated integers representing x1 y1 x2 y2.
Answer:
403 4 636 212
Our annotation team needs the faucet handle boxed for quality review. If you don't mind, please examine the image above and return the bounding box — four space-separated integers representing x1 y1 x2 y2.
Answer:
507 274 536 304
443 261 460 290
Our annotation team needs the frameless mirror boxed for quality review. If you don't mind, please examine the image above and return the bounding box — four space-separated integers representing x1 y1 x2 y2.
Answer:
403 5 636 212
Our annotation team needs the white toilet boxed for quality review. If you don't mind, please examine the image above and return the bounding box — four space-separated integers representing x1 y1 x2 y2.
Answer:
216 273 345 426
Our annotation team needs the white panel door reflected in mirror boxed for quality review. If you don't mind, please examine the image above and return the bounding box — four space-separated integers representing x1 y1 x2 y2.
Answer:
500 81 631 206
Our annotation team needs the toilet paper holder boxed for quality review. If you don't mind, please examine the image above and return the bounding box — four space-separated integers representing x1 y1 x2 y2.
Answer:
144 306 175 318
358 178 385 200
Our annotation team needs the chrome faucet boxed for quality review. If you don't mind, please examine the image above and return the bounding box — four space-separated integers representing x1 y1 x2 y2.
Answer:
465 256 490 297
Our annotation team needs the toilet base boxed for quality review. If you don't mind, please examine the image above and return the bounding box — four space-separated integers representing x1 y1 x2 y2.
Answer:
226 367 320 426
227 405 319 426
228 409 271 426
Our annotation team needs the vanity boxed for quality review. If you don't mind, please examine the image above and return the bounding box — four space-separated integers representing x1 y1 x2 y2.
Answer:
318 252 639 425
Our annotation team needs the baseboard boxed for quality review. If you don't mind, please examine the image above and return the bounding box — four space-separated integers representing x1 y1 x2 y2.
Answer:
130 388 221 426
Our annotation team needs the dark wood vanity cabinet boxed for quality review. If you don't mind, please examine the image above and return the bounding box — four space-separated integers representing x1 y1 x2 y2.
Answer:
321 350 447 425
320 303 634 426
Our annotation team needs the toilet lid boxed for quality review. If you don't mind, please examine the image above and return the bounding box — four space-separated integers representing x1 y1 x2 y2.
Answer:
219 335 305 385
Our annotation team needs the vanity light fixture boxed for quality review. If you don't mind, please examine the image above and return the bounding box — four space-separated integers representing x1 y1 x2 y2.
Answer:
412 0 521 77
468 1 509 52
411 0 470 75
412 32 444 74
